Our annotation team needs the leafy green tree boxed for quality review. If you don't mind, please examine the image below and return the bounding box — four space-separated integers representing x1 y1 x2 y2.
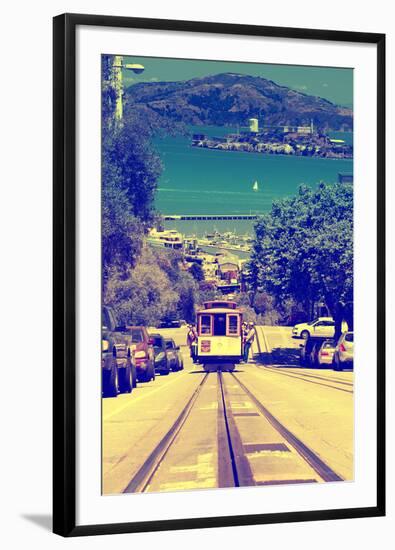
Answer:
102 163 144 285
101 56 195 322
102 113 162 226
101 55 164 295
104 247 179 326
197 281 218 305
250 183 353 334
189 262 205 282
174 271 198 323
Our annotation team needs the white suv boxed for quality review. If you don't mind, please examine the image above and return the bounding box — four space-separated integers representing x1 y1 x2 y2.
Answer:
292 317 335 339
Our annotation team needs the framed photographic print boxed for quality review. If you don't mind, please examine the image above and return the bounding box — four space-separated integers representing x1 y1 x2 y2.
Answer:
53 13 385 536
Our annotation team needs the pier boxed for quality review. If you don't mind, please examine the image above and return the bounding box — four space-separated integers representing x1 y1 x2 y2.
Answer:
163 214 259 221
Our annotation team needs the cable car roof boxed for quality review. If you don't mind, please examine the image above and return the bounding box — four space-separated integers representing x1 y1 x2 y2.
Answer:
202 300 238 309
197 307 243 315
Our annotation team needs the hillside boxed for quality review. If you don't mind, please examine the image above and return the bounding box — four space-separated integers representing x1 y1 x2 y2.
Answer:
125 73 353 131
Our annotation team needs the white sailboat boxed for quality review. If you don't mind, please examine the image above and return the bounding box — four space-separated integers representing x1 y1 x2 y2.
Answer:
252 180 259 192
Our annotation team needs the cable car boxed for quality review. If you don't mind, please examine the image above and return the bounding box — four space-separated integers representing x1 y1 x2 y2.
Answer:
196 301 243 369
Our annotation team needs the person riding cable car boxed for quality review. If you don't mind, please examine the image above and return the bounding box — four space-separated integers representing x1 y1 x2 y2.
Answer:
187 324 198 362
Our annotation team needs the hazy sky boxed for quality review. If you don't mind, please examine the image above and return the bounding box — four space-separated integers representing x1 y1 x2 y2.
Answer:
122 55 353 108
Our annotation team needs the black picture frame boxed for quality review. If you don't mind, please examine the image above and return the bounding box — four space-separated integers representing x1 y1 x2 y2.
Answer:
53 13 386 537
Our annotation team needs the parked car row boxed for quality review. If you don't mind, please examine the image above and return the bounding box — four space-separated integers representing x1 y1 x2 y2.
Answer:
299 332 354 370
102 307 184 397
293 315 353 370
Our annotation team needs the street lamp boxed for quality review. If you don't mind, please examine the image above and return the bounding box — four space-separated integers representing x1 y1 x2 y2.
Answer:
123 63 145 74
111 56 145 121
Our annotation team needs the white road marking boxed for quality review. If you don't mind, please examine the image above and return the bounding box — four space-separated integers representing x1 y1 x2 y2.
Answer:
160 453 216 490
199 402 218 410
230 401 254 409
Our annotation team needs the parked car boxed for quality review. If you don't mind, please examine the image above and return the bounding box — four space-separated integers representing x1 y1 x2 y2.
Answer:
149 334 171 375
126 326 155 383
317 339 337 367
158 319 187 328
333 331 354 370
102 306 136 397
292 317 335 340
300 336 331 368
164 338 184 371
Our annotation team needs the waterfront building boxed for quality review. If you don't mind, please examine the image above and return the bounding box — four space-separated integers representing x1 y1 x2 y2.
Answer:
217 255 240 283
147 228 183 250
249 118 259 133
338 173 353 184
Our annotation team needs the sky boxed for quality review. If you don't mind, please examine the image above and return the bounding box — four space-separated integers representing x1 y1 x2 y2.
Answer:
122 55 353 108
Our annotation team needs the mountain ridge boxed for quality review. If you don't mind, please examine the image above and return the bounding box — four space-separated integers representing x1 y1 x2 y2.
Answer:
125 72 353 131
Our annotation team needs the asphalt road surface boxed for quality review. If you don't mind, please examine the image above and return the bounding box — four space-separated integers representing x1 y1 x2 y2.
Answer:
102 326 353 495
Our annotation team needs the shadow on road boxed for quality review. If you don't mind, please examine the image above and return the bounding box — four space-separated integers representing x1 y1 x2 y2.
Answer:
189 367 245 374
255 347 301 366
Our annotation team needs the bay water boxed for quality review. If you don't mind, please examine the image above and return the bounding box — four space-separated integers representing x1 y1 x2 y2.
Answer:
153 126 353 236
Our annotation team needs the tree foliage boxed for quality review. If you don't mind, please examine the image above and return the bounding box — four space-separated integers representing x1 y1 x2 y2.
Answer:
250 183 353 328
104 247 198 326
102 111 162 227
101 55 163 293
101 56 198 325
189 262 205 282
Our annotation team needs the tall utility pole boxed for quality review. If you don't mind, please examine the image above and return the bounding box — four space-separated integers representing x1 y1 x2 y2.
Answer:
111 55 124 122
108 56 145 123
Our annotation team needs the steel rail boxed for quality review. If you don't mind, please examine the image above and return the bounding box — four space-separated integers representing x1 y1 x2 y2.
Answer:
230 372 344 482
257 366 353 394
123 372 209 493
217 370 255 488
266 366 354 386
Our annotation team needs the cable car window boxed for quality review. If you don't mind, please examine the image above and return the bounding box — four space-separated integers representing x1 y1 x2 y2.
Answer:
200 315 212 335
213 314 227 336
227 314 239 335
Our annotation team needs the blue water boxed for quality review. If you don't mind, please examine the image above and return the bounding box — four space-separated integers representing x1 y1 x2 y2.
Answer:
153 126 353 236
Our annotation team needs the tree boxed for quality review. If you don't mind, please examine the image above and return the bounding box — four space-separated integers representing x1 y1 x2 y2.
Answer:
102 112 162 226
189 262 205 282
102 162 144 286
104 247 179 326
101 56 164 295
174 272 198 323
250 182 353 332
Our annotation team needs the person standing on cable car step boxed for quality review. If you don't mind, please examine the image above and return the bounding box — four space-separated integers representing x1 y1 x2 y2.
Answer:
187 324 198 361
242 322 248 343
243 322 255 363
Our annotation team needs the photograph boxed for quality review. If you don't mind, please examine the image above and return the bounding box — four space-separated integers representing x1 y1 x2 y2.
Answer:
101 53 354 495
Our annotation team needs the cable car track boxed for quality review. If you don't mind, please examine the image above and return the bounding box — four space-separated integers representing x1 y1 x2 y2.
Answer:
123 367 344 493
123 372 210 493
228 372 344 483
257 365 353 394
267 367 354 387
277 368 353 386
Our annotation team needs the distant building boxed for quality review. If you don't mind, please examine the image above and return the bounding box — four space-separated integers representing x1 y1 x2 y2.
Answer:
330 138 346 147
283 120 314 135
217 256 239 283
147 228 183 250
338 173 353 184
297 126 313 134
249 118 259 133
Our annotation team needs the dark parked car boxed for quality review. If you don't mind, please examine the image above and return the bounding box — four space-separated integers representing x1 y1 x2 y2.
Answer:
299 336 331 368
149 334 171 375
164 338 184 371
102 306 136 397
